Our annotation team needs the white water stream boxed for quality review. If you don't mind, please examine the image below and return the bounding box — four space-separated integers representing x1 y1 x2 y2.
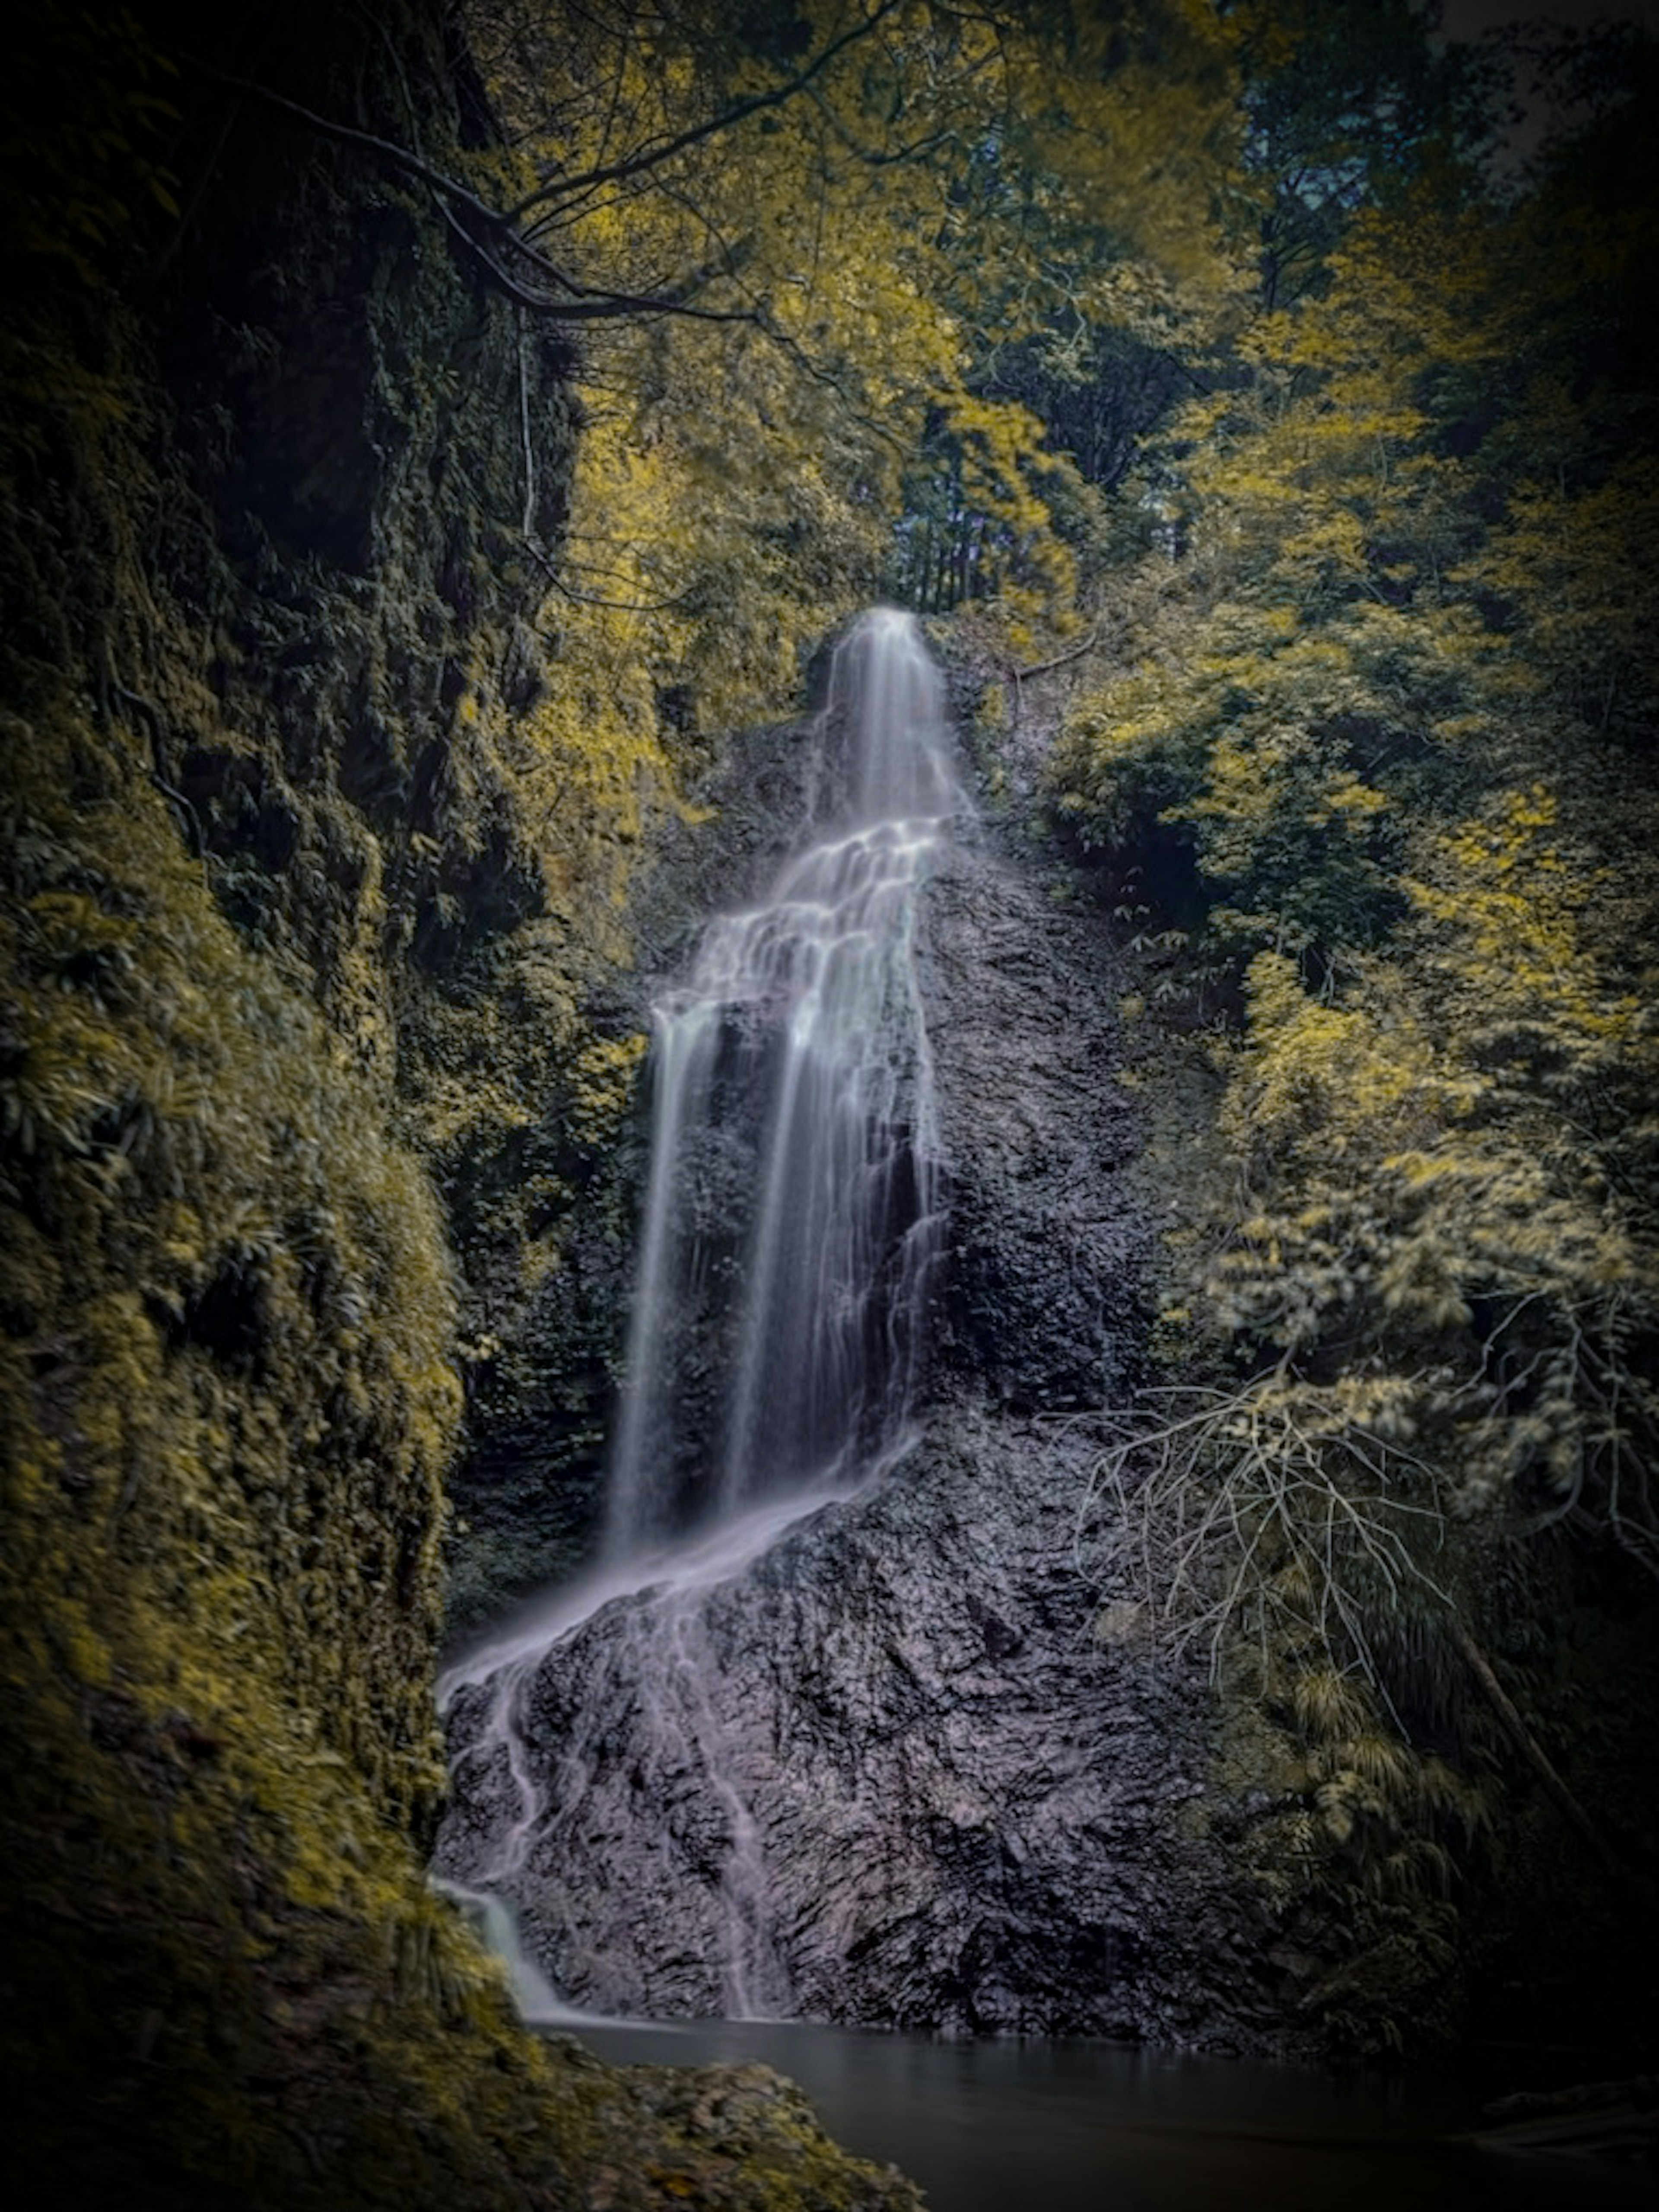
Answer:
437 610 961 2019
608 607 958 1548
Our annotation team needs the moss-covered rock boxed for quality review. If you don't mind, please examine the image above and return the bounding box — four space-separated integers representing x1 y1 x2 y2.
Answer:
0 6 916 2204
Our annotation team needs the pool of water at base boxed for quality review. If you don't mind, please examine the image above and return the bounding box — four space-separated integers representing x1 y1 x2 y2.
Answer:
566 2018 1652 2212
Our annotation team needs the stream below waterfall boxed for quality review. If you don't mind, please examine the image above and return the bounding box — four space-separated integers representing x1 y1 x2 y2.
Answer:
567 2019 1652 2211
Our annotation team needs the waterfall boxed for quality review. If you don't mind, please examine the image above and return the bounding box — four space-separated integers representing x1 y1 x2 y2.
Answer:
606 606 958 1551
437 608 960 2019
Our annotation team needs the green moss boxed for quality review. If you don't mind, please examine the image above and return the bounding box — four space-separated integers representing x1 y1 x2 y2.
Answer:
567 1031 649 1152
0 11 916 2203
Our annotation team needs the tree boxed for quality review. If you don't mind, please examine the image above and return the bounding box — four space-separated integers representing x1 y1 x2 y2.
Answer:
1225 0 1501 310
397 2 1244 728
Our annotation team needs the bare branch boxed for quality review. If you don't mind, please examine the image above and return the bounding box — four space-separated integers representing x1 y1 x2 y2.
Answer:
183 57 516 236
183 27 934 463
1015 621 1103 681
1453 1624 1630 1878
186 55 749 322
519 530 691 616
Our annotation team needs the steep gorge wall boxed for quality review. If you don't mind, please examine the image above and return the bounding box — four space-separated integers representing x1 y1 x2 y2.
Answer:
0 6 911 2203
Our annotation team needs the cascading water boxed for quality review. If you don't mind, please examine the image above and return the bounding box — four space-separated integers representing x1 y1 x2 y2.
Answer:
436 609 962 2017
609 607 957 1549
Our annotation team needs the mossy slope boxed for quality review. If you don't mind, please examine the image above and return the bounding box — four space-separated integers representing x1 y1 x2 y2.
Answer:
0 5 916 2203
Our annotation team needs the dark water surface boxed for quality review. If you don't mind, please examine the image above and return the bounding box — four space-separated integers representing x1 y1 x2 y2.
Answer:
572 2019 1652 2210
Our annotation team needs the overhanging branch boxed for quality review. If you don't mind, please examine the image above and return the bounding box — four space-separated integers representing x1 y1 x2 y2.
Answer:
503 0 906 222
183 56 828 335
179 44 918 448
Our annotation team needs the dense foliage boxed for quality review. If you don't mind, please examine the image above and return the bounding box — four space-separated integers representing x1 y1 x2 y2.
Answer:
440 0 1246 739
1050 16 1659 2050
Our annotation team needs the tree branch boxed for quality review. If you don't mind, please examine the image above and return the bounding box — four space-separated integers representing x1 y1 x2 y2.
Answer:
1015 622 1102 680
1453 1622 1631 1880
183 57 515 236
519 531 690 616
189 57 786 327
504 0 907 221
182 37 922 439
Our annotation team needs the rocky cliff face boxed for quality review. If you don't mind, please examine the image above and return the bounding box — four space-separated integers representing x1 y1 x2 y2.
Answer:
438 788 1310 2053
924 832 1145 1412
443 1406 1292 2045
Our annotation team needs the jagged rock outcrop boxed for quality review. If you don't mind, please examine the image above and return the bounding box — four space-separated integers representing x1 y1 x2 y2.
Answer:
443 1401 1293 2046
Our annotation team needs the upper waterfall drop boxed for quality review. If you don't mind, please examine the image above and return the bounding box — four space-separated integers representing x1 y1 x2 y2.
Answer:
833 604 961 827
605 609 962 1555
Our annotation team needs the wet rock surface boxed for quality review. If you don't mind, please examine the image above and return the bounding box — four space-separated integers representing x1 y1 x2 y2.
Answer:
923 830 1149 1409
440 1402 1287 2044
439 807 1292 2048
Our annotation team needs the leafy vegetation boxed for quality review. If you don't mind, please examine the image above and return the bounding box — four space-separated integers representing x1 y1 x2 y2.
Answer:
389 0 1249 732
1052 13 1659 2051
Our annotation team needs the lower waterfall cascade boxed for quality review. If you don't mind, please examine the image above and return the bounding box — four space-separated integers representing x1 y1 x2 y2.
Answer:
437 608 964 2018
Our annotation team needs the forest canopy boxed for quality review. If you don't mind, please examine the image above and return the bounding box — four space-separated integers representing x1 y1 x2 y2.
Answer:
432 0 1246 753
